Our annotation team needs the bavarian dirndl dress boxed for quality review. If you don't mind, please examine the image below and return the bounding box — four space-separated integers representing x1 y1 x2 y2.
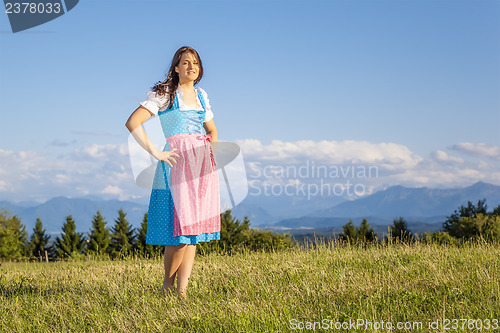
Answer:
146 88 221 245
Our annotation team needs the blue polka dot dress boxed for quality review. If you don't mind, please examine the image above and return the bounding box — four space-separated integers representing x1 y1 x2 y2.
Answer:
143 86 221 246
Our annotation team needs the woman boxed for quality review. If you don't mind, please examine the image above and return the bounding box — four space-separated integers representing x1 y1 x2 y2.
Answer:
125 46 220 299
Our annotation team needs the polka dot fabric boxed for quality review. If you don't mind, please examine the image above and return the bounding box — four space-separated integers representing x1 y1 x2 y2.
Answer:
145 88 221 245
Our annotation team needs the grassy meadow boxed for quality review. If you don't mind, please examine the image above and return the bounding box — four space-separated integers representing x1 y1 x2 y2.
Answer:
1 239 499 332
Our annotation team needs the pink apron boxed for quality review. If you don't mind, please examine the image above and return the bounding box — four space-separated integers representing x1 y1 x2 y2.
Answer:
167 133 220 237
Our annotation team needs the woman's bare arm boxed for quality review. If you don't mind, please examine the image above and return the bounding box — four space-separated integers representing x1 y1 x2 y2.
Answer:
125 106 181 167
203 119 218 141
125 105 153 132
203 119 218 153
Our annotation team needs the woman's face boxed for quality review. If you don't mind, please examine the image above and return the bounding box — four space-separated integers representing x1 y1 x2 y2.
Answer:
175 52 200 83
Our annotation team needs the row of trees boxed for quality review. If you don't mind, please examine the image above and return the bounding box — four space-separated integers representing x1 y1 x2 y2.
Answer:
1 199 498 260
197 210 293 254
337 199 500 244
0 209 152 260
0 208 293 261
338 217 413 243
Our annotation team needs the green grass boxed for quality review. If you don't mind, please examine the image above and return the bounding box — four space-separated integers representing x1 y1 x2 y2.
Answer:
1 239 499 332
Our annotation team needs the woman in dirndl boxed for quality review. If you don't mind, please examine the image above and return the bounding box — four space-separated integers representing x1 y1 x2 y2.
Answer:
125 46 220 299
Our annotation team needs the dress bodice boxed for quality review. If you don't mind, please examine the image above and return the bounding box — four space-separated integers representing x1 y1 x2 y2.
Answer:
158 89 207 138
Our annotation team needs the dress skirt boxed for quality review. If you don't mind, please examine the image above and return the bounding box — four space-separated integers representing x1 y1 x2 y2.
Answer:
146 133 221 245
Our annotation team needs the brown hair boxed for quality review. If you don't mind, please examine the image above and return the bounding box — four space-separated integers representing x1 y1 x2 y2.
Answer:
151 46 204 110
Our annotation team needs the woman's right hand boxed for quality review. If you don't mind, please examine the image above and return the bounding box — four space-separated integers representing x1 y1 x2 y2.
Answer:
153 148 182 167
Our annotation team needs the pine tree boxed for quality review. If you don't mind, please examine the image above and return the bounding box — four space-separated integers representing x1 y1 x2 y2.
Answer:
86 210 111 257
0 209 28 260
54 215 86 259
197 209 248 254
135 212 162 258
443 199 487 236
135 212 148 254
196 209 293 254
110 209 136 258
340 219 357 241
339 218 375 243
28 217 53 259
492 204 500 216
390 217 412 242
357 218 375 241
219 209 251 250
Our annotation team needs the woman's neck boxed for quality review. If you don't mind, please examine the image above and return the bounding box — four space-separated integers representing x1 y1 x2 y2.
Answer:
178 80 195 92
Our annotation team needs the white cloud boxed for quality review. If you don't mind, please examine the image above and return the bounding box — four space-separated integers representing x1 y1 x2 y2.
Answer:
0 144 143 203
75 186 90 196
236 139 500 191
0 180 8 192
0 139 499 203
450 142 500 159
101 185 127 200
431 150 464 163
236 139 423 170
77 143 123 159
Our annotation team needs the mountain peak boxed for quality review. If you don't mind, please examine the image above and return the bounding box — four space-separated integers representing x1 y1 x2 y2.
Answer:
467 181 496 189
309 181 500 218
43 196 72 204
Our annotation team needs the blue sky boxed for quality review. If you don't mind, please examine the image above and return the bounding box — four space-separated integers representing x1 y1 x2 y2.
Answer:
0 0 499 203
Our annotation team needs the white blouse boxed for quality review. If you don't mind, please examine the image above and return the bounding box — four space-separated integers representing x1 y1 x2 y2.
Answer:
140 84 214 122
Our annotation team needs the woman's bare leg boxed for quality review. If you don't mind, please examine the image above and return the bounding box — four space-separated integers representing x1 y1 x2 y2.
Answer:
176 244 197 299
163 244 187 295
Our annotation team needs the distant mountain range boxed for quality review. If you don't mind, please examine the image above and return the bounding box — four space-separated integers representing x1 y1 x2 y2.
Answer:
262 181 500 236
309 181 500 218
1 182 499 238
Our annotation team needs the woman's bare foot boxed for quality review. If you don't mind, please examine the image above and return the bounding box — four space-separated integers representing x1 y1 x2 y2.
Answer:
161 284 175 297
177 288 187 300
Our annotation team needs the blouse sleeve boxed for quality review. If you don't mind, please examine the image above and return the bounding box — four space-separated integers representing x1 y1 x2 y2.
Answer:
198 88 214 122
139 90 168 116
